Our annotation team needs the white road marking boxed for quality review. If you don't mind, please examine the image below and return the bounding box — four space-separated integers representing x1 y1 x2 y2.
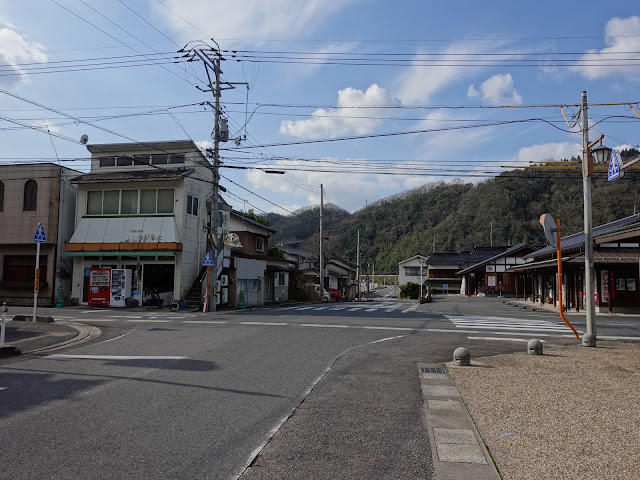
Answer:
365 308 376 312
313 307 329 311
108 315 143 319
362 326 414 331
132 319 170 323
467 336 546 343
300 324 348 328
0 387 7 391
183 320 227 324
598 335 640 341
46 355 186 360
241 322 288 326
347 308 361 312
295 306 315 311
82 319 115 322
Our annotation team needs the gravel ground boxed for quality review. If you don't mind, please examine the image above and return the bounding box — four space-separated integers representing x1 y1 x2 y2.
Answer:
449 341 640 480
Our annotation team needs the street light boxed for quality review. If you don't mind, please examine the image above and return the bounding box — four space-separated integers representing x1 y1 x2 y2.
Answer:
419 259 426 299
580 91 612 345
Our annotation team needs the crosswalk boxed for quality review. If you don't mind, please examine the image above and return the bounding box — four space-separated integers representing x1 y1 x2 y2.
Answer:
444 315 581 335
277 302 415 314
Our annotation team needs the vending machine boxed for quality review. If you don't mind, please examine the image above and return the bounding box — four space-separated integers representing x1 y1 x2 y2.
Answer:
110 269 132 308
88 268 111 307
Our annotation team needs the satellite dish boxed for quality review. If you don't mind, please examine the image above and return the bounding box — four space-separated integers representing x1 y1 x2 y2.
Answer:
80 134 89 145
223 233 243 249
539 213 558 248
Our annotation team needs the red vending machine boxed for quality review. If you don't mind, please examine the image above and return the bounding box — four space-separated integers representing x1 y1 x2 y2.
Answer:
88 268 111 307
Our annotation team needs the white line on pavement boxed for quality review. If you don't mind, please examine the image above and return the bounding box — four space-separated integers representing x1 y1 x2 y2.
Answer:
108 315 143 319
300 324 349 328
0 387 7 391
362 326 414 331
46 355 186 360
597 335 640 341
347 308 361 312
132 319 170 323
467 336 546 343
241 322 288 326
183 320 227 324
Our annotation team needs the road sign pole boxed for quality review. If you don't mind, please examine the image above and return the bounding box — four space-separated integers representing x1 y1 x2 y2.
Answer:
206 266 210 312
33 241 40 323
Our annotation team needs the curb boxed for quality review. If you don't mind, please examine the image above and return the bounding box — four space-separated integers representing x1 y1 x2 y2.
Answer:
23 322 101 355
419 362 501 480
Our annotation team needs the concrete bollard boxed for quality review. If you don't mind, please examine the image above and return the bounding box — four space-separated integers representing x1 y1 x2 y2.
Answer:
582 332 596 347
527 339 543 355
1 302 7 347
453 347 471 366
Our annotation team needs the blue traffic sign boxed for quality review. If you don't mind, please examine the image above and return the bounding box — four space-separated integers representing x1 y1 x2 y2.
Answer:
202 252 215 266
33 223 46 243
608 150 624 181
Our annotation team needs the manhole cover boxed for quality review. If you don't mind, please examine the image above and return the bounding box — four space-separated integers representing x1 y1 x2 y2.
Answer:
421 366 446 374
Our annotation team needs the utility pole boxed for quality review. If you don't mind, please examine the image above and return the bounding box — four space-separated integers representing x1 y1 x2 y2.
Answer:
356 229 360 301
319 184 324 290
581 91 596 338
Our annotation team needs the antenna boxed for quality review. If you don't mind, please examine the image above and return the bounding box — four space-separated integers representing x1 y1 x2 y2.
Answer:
80 134 89 145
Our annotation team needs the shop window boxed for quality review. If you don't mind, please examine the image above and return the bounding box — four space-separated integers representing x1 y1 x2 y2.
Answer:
0 180 4 211
23 179 37 211
256 237 265 252
187 194 198 216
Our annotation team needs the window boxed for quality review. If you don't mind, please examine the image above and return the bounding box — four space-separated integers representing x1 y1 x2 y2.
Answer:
187 194 198 216
157 189 174 213
276 272 287 286
151 154 167 165
169 154 185 164
116 156 133 167
3 255 47 283
99 157 116 167
404 267 423 276
103 190 119 214
0 180 4 211
256 237 265 252
23 179 37 211
87 191 102 215
121 190 138 214
140 189 156 214
86 188 173 215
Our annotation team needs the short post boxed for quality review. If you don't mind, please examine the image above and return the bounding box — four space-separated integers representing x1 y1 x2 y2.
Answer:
1 302 8 347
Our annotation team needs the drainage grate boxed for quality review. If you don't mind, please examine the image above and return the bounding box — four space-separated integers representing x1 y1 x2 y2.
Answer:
421 367 446 374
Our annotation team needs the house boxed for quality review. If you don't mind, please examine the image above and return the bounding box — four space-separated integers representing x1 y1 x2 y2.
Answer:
457 243 537 296
0 163 79 306
398 247 510 294
220 210 291 308
279 245 358 301
64 140 214 306
506 214 640 313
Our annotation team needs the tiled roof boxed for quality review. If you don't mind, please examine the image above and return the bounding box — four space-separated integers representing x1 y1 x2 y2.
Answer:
457 243 536 274
427 246 510 266
279 245 315 258
530 213 640 259
71 168 194 183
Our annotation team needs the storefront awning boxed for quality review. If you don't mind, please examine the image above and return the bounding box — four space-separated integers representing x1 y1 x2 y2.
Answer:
65 216 182 252
62 251 177 256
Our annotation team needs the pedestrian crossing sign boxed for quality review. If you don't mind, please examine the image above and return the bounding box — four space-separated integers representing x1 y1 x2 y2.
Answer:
608 150 624 181
33 223 46 243
202 252 215 266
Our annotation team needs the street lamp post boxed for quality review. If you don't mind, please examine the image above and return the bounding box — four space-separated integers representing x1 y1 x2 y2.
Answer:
419 259 426 299
580 91 612 345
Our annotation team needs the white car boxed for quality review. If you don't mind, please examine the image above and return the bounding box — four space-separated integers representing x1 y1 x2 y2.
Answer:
313 284 330 302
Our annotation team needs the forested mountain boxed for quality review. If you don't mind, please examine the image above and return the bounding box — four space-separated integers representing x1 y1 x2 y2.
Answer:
267 149 640 273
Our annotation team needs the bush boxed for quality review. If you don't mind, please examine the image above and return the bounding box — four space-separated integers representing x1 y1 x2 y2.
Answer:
399 282 420 299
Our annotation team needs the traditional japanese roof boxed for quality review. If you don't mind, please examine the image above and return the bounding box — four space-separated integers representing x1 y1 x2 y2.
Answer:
529 213 640 259
457 243 536 274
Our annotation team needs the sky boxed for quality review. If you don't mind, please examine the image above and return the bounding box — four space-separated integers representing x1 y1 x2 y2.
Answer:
1 1 640 215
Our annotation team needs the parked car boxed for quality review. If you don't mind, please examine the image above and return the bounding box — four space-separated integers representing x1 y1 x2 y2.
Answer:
326 287 343 302
313 284 330 302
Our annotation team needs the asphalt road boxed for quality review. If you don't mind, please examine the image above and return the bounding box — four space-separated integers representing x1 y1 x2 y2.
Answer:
1 294 638 479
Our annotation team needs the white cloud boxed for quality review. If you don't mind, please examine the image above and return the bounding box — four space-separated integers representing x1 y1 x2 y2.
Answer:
288 41 360 79
195 140 212 152
510 142 581 167
0 19 47 86
572 16 640 80
155 0 354 45
33 121 60 134
467 74 522 105
279 84 396 138
244 158 401 212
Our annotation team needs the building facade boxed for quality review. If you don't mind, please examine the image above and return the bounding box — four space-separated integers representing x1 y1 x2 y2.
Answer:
65 140 214 306
0 163 78 306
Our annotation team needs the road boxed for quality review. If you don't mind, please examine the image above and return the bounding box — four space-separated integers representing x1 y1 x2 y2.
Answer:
1 293 638 479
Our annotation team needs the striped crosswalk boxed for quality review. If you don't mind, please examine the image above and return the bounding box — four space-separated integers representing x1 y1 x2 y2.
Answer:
276 301 412 314
445 315 581 334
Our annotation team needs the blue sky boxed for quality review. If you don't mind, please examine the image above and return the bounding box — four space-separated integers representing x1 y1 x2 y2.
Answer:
1 1 640 214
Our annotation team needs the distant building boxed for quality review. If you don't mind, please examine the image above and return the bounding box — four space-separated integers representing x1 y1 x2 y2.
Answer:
0 163 79 306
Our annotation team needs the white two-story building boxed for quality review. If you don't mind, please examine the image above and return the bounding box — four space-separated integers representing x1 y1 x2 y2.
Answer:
65 140 214 306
